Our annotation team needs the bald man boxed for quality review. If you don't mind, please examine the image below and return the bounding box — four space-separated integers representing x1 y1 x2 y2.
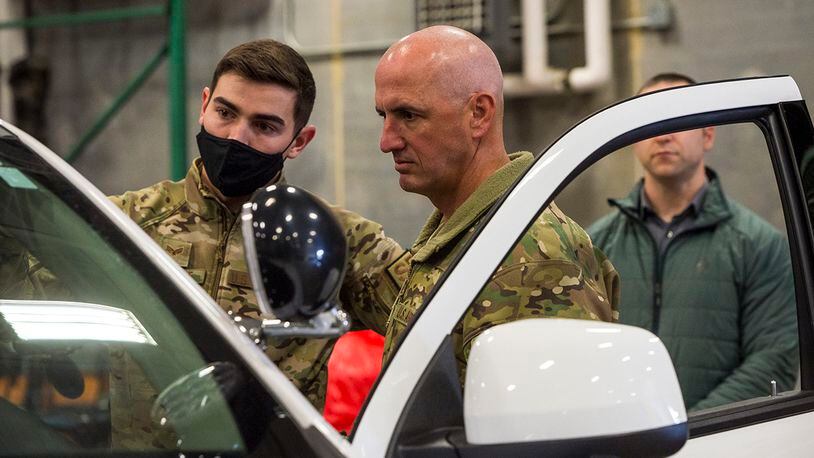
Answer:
375 26 620 382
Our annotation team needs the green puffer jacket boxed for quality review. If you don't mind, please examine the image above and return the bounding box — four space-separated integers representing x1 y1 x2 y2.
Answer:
588 170 798 411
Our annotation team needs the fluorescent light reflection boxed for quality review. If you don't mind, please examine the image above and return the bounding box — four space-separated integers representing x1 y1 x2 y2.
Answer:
0 300 156 345
585 327 621 334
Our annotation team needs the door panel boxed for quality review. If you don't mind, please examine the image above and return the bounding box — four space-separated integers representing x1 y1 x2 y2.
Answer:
677 410 814 456
353 77 813 457
555 121 799 415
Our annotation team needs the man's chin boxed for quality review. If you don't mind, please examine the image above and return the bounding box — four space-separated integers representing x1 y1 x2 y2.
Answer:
647 167 697 184
646 163 681 178
398 175 422 195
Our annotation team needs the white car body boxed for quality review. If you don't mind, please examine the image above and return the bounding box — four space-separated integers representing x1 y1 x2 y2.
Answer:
1 75 812 456
354 75 806 455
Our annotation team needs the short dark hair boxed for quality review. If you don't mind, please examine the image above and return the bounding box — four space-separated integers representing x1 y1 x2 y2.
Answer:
638 72 697 94
210 39 316 130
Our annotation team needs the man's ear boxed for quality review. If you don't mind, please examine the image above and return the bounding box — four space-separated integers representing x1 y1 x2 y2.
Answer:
702 126 716 152
470 93 496 139
198 87 211 125
285 125 316 160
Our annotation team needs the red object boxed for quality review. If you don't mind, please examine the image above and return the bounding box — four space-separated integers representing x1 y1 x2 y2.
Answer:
324 330 385 433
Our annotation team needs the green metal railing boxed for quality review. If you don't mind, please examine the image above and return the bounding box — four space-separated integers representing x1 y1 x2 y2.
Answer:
167 0 186 180
0 1 188 180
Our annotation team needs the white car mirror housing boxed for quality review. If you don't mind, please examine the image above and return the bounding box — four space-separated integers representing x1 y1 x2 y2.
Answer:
464 318 687 456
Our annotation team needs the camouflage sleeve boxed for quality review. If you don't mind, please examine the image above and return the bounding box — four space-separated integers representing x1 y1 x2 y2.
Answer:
108 189 143 222
0 233 70 301
25 260 72 299
457 205 618 375
593 245 620 321
0 234 35 299
108 192 128 211
332 207 406 334
109 347 178 449
108 182 182 227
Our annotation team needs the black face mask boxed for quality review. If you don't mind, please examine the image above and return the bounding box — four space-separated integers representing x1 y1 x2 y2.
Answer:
196 127 299 197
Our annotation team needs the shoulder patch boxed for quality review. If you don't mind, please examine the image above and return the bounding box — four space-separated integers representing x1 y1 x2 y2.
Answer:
227 268 252 288
160 237 192 268
387 250 413 286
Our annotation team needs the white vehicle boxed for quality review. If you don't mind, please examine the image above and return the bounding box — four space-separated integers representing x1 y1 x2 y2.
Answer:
0 75 811 456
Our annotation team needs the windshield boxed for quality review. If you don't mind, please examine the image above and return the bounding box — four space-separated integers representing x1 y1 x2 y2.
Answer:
0 126 246 455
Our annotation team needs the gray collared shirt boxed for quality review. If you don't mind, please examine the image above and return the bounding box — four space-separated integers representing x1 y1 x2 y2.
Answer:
641 182 708 256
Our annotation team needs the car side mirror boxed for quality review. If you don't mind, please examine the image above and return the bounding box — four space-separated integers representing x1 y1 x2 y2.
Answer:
463 319 688 456
240 184 350 339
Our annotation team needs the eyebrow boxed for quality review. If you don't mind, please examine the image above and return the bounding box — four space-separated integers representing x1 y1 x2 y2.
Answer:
213 96 286 126
375 102 425 116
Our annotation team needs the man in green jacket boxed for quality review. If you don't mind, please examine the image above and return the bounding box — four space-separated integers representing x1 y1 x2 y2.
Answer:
374 25 619 383
589 73 798 411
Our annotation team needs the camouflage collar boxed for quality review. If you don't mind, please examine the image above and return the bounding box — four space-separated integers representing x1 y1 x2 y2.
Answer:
183 158 222 221
184 158 286 220
412 151 534 262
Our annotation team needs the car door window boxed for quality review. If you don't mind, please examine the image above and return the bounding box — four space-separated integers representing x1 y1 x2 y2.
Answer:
554 122 799 415
0 129 250 455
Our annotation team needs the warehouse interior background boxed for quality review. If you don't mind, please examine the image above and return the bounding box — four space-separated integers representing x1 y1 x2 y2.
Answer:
0 0 812 245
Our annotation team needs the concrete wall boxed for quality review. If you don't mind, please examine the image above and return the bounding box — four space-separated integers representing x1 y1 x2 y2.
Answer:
3 0 813 245
0 1 27 119
508 0 814 233
628 0 814 231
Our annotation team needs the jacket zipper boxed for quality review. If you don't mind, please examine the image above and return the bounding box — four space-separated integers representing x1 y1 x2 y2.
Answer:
647 227 700 334
385 259 418 331
615 202 721 335
652 253 663 334
211 211 236 300
622 212 664 334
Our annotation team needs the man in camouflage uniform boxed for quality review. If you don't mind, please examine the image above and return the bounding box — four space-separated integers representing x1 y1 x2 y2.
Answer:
374 26 619 381
109 40 403 444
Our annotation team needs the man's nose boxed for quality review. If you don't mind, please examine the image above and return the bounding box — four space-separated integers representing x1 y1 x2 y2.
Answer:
653 133 673 144
379 118 404 153
227 121 252 145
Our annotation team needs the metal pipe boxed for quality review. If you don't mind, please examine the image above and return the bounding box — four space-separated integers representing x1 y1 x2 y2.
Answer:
167 0 187 180
522 0 547 84
505 0 673 37
67 45 168 163
0 5 165 30
504 0 567 96
569 0 613 91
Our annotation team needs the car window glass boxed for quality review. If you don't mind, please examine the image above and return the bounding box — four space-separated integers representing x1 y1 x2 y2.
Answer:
553 122 799 414
0 137 246 454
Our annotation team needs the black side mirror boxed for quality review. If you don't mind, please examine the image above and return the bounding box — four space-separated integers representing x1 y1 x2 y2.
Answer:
240 184 350 339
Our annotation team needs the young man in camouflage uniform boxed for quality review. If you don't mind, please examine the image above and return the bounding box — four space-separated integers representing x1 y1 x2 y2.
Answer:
374 26 620 381
109 40 404 442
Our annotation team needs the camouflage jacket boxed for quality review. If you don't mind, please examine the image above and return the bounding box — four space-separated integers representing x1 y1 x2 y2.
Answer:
110 159 404 410
382 152 620 383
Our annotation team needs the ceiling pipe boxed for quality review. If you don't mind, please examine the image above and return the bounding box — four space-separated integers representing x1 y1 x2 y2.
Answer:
569 0 612 91
504 0 612 97
504 0 565 96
